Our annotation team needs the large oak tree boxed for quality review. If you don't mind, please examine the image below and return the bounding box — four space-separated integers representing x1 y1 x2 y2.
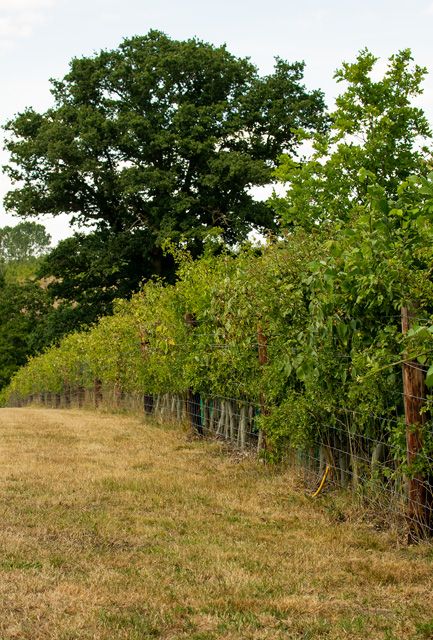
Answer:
3 30 326 335
4 31 326 242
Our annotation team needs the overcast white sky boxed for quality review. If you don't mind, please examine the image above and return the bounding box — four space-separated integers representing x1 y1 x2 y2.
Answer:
2 0 433 243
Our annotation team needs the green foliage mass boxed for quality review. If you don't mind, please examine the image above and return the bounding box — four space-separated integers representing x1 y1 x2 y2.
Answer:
0 275 49 389
270 49 431 229
4 30 326 245
0 222 52 388
3 31 326 339
3 49 433 479
0 221 51 264
33 228 176 344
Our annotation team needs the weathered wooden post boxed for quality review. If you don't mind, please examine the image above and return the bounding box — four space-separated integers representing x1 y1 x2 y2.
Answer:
94 378 103 408
113 382 124 408
143 394 154 415
401 307 430 541
184 313 203 436
139 331 154 417
257 323 268 453
77 385 85 408
64 384 71 408
203 398 211 435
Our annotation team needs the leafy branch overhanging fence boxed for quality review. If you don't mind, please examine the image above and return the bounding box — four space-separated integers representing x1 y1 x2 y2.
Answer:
6 340 433 543
3 236 433 543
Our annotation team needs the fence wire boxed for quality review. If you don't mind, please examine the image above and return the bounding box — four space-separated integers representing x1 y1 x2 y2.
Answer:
8 383 433 543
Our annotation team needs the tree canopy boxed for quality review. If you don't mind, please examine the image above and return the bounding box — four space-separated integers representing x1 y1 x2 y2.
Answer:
271 49 431 229
4 30 326 248
2 30 327 342
0 221 51 263
0 273 49 388
35 228 175 341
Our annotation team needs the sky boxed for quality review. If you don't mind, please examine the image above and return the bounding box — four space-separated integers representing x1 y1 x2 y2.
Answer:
2 0 433 243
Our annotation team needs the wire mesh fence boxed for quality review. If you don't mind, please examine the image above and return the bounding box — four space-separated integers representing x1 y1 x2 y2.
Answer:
5 309 433 542
10 387 262 450
7 382 433 542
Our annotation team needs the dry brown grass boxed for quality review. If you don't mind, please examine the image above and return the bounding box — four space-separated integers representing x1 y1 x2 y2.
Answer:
0 408 432 640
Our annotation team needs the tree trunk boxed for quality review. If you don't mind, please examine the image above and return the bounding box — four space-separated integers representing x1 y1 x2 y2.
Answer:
64 385 71 408
257 324 269 453
143 394 154 415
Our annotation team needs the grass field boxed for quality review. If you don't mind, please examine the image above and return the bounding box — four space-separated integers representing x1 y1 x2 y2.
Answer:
0 408 432 640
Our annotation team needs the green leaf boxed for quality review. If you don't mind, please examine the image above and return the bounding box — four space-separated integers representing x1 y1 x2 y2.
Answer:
426 364 433 388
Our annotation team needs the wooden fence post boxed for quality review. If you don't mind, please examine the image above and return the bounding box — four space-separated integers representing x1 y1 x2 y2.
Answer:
401 306 430 541
184 313 203 436
94 378 103 408
64 384 71 408
143 394 154 415
139 332 154 417
114 382 124 408
77 386 85 408
257 323 268 453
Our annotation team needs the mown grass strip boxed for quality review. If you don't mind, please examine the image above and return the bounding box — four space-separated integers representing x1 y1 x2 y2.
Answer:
0 407 432 640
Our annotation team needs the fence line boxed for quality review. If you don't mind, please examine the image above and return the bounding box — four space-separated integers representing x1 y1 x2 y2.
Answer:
8 383 433 542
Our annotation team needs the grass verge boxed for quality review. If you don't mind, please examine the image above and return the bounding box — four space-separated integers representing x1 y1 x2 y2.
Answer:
0 408 432 639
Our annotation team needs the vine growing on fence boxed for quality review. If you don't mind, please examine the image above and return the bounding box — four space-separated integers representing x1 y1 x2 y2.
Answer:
3 49 433 537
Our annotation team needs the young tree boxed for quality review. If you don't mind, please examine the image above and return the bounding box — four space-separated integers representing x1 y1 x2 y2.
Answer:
0 221 51 262
271 49 431 229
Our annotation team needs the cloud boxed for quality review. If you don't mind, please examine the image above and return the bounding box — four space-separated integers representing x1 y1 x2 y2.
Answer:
0 0 54 10
0 0 55 46
0 15 32 38
426 2 433 14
